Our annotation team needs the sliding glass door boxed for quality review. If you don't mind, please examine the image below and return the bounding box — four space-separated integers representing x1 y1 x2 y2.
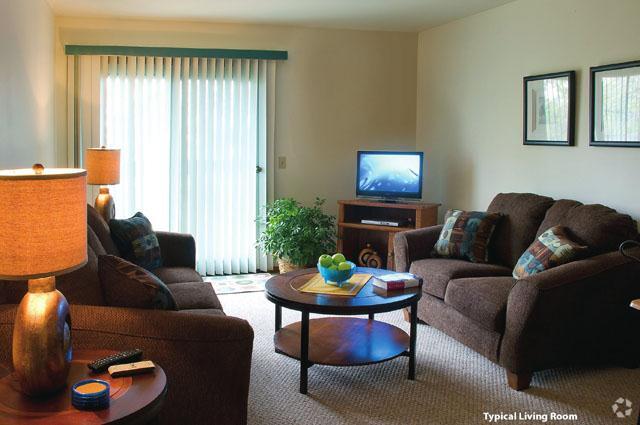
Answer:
71 55 274 275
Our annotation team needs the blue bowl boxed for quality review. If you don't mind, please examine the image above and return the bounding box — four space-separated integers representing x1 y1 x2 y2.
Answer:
317 261 356 285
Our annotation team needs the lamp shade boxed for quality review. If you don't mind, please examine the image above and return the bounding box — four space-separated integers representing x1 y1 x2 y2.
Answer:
86 148 120 185
0 166 87 279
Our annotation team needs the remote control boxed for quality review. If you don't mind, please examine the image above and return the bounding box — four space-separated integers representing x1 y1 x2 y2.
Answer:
88 349 143 373
108 361 156 378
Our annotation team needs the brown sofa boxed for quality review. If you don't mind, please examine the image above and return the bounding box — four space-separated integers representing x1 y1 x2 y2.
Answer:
395 193 640 390
0 205 254 424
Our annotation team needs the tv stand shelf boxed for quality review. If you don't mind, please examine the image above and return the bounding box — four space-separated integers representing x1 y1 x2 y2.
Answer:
337 199 440 270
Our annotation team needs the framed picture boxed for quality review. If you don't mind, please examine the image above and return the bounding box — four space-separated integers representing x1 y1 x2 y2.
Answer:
523 71 575 146
590 60 640 147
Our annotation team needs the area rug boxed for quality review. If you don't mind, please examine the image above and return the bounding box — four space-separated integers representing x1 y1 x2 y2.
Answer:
220 292 640 425
203 273 272 294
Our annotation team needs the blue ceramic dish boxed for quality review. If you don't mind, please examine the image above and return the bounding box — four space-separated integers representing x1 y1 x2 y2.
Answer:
71 379 111 410
317 261 356 285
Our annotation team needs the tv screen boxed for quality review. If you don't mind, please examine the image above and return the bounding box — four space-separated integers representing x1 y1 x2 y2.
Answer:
356 151 424 199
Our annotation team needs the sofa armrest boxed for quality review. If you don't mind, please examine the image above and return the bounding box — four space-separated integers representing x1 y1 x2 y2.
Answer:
501 248 640 374
0 305 253 425
394 225 443 272
156 231 196 268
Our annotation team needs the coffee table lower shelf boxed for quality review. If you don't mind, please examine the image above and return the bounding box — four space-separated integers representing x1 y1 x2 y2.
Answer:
275 317 410 369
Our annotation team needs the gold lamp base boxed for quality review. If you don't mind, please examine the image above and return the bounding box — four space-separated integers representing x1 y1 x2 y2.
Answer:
12 276 72 396
94 186 115 222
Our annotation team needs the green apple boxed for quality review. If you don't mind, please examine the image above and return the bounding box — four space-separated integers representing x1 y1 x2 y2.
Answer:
329 264 338 271
338 261 352 271
319 254 333 268
332 253 346 265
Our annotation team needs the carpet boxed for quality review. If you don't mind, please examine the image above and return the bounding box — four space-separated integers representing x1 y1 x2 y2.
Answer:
203 273 272 294
220 292 640 425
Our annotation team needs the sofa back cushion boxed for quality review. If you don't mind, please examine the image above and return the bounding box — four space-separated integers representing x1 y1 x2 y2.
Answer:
537 200 638 255
87 204 120 256
56 241 106 306
487 193 555 268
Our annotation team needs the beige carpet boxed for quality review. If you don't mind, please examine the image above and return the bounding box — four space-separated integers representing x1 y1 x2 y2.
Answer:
220 292 640 425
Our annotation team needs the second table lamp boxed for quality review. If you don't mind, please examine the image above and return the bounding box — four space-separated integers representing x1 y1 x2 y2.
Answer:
86 146 120 222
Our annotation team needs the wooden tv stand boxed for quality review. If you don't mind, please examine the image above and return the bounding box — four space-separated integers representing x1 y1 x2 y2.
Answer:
337 199 440 270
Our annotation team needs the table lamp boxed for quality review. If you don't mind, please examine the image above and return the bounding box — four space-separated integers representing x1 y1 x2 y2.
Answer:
86 147 120 221
0 164 87 396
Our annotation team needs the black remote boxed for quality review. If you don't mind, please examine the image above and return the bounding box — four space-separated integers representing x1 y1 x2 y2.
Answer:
88 349 143 373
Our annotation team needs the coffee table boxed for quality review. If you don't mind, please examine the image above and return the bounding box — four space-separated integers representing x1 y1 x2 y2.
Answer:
265 267 421 394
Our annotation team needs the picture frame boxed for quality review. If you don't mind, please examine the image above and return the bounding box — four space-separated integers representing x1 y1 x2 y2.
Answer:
523 71 575 146
590 60 640 147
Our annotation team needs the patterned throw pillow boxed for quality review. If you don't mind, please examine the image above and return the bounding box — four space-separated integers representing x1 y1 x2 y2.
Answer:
109 212 162 270
98 255 176 310
433 210 502 263
513 226 587 279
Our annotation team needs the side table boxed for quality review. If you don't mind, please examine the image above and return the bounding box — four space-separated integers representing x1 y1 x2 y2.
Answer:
0 349 167 424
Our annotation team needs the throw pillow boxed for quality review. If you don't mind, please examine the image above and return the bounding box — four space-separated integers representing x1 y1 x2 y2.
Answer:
109 212 162 270
98 255 176 310
513 226 587 279
433 209 502 263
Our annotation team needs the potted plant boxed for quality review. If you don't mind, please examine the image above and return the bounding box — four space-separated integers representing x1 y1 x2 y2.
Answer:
258 198 336 273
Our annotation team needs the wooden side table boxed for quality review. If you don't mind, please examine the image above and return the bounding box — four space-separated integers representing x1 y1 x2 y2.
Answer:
0 350 167 425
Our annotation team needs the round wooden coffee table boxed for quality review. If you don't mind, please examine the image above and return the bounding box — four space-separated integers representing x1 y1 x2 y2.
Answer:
265 267 421 394
0 349 167 424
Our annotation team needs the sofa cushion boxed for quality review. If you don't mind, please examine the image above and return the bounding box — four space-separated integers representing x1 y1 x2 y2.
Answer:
152 267 203 284
445 276 516 332
513 226 587 279
168 282 223 310
176 308 226 316
432 210 502 263
56 242 106 306
88 226 106 257
98 255 177 310
0 280 26 304
109 212 163 270
87 204 120 256
409 258 512 299
487 193 555 268
537 200 638 255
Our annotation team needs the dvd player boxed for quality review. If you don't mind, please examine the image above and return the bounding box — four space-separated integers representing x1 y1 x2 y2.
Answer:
361 219 402 227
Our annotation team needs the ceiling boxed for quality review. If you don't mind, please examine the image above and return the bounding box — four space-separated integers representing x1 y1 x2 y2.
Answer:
48 0 516 32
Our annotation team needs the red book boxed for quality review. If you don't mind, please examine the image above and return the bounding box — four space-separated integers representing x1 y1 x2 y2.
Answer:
372 273 420 290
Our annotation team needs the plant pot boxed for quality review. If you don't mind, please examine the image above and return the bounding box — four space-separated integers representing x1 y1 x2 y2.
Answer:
277 259 306 274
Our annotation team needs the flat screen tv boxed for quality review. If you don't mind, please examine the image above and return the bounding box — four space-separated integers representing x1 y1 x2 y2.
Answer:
356 151 424 200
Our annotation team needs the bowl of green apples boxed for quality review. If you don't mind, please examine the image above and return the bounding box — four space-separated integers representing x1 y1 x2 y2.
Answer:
317 253 356 286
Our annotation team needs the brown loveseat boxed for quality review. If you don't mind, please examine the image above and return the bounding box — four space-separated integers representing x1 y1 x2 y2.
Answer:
0 205 254 424
394 193 640 390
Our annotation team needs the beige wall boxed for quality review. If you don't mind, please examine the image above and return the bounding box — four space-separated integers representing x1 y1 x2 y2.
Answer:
54 17 418 214
0 0 54 169
417 0 640 221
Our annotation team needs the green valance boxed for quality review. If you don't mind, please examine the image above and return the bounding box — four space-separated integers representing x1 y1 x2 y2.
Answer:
65 45 288 60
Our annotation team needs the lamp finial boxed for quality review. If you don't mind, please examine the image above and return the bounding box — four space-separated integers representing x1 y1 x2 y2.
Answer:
32 164 44 175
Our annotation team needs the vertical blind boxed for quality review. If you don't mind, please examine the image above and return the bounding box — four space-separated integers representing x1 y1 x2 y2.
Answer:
69 55 275 275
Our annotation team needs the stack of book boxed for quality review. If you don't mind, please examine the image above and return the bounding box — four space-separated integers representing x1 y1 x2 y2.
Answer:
372 273 420 290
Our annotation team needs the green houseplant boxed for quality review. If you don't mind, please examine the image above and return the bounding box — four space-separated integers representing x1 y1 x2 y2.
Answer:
258 198 336 273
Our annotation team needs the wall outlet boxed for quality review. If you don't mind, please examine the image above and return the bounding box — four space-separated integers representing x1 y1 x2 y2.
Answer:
278 156 286 169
